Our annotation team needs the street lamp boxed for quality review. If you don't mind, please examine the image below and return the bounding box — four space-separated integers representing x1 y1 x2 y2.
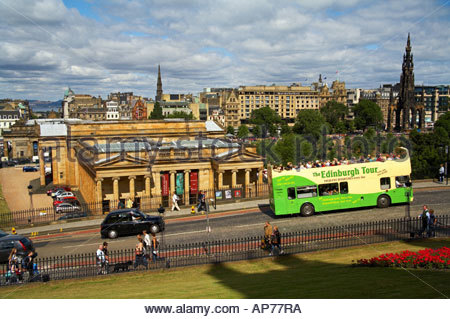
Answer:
27 184 33 209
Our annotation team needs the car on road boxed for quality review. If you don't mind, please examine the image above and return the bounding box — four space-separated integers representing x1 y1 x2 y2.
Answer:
22 166 38 172
57 211 87 220
0 230 36 264
55 202 81 214
100 209 165 239
53 196 79 207
55 191 75 200
47 186 71 197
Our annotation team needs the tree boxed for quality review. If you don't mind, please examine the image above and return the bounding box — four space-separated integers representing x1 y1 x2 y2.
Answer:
293 109 327 139
237 125 249 139
434 111 450 140
320 100 349 132
226 125 235 135
280 123 292 136
352 99 383 130
149 102 164 119
249 106 282 137
166 111 195 120
274 133 295 166
252 125 261 138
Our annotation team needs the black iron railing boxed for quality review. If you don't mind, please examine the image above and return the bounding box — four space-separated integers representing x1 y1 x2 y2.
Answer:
1 214 448 286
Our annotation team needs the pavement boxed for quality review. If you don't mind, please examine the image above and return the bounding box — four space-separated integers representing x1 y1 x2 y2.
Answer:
12 180 450 237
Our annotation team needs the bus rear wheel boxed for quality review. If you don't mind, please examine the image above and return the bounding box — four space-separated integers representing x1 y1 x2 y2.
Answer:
300 203 315 217
377 195 391 208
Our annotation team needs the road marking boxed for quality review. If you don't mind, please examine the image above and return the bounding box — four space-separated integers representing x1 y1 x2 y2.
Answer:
63 240 125 248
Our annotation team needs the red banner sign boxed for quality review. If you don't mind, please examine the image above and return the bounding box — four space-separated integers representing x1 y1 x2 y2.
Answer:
161 173 170 196
190 171 198 194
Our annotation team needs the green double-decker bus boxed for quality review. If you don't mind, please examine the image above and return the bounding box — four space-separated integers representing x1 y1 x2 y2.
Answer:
269 148 413 216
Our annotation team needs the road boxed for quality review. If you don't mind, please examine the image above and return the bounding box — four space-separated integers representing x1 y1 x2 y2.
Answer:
32 188 450 258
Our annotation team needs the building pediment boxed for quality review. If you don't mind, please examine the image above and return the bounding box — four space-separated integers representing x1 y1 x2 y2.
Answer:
213 148 263 163
95 152 149 168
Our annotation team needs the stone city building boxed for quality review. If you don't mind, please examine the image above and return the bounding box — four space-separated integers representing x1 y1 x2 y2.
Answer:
36 119 264 213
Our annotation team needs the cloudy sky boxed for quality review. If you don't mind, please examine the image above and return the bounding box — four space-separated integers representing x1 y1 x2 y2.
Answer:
0 0 449 101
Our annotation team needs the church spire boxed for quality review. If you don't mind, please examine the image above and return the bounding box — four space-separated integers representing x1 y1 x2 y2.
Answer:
156 64 163 102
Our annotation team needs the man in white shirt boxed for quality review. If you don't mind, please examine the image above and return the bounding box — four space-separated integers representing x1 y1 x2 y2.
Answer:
171 192 180 211
439 164 445 183
96 244 108 274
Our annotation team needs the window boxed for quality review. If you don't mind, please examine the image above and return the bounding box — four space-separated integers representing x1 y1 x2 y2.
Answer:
318 183 339 196
287 187 296 200
296 186 317 198
380 177 391 190
340 182 349 194
395 175 410 188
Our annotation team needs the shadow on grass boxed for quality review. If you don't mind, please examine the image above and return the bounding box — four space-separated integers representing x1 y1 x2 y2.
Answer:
206 239 450 299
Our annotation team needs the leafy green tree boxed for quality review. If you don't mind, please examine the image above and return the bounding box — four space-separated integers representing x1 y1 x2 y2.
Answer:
249 106 282 137
149 102 164 119
166 111 195 120
434 111 450 140
320 100 349 132
226 125 235 135
252 125 261 138
280 123 292 136
352 99 383 130
293 109 327 139
237 125 249 139
274 133 295 166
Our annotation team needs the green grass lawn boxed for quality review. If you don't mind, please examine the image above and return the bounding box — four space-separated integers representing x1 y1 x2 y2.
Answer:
1 239 449 299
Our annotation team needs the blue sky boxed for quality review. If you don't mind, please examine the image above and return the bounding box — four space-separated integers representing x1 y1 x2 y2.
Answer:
0 0 449 100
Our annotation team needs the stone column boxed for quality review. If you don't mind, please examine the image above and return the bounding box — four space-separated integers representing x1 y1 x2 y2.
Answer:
184 170 190 204
217 170 224 189
39 148 45 186
245 169 251 198
144 175 151 196
231 169 238 188
95 178 103 203
258 168 264 184
112 177 120 201
128 175 136 200
143 175 151 210
170 170 176 195
152 171 162 206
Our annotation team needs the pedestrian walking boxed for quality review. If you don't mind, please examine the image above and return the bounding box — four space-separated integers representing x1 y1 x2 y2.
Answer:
439 164 445 183
134 236 148 269
102 242 109 263
151 233 159 262
197 191 206 212
418 205 430 238
171 192 180 211
427 209 437 238
143 230 151 260
22 251 37 281
96 244 108 274
262 221 272 250
270 226 284 256
126 197 133 208
117 200 125 209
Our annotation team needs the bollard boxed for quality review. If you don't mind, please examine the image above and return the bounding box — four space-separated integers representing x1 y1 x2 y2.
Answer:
191 206 195 214
11 227 16 235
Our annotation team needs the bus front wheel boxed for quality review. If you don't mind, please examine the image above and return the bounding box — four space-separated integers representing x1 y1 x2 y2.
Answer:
300 203 315 217
377 195 391 208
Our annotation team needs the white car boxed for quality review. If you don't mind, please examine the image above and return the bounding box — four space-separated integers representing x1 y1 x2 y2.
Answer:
56 192 75 200
55 202 81 214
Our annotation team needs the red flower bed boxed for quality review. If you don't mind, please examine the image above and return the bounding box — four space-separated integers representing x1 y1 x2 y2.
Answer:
355 247 450 269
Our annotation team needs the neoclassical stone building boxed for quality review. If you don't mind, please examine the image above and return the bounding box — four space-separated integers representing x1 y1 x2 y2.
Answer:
37 119 264 212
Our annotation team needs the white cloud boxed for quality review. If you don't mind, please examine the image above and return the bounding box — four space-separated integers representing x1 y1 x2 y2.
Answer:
0 0 448 100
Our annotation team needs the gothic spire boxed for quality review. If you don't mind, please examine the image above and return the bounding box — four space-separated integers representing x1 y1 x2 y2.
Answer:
156 64 163 102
